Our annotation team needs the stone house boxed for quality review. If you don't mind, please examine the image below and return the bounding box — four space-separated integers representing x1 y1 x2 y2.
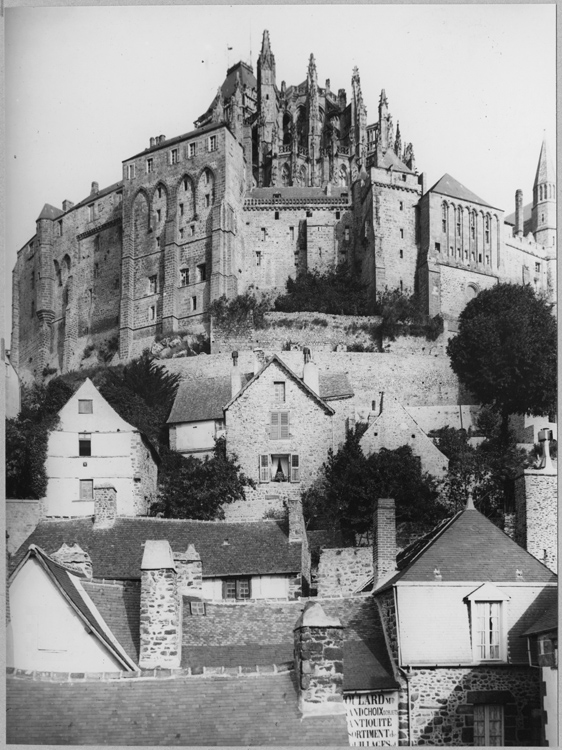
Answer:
43 378 159 518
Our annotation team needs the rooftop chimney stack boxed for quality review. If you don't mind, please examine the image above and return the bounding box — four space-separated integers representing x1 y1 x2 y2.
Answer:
253 348 266 375
173 544 203 596
515 190 524 237
91 182 99 195
293 602 345 716
537 428 554 472
51 543 93 579
62 200 74 212
231 351 242 397
140 540 181 669
150 137 155 147
373 498 397 588
93 485 117 529
303 348 319 395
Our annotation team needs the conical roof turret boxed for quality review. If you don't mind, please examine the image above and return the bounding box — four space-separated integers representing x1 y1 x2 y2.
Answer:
534 135 555 187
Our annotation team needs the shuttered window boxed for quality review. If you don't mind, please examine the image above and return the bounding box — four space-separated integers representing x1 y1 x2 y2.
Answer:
290 454 300 482
270 411 289 439
259 454 270 483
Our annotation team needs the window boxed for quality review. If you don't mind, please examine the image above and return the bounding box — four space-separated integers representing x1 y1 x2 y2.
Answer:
156 209 161 222
435 242 441 253
148 275 158 294
270 411 289 440
94 262 100 278
290 454 300 482
179 228 184 239
78 399 93 414
57 220 63 237
180 268 190 286
344 227 350 241
191 296 197 311
399 201 403 211
275 211 280 220
190 225 195 236
485 215 490 245
274 382 286 402
259 454 270 483
335 211 341 220
399 249 403 259
475 602 501 660
116 191 122 204
79 433 91 457
442 203 447 233
256 251 262 266
261 228 267 242
148 305 156 321
197 264 206 282
535 262 541 273
88 204 95 221
147 158 154 173
127 164 136 179
223 578 251 600
208 135 218 152
306 210 312 218
170 149 179 165
204 194 210 208
400 280 403 292
290 227 295 241
474 705 503 746
456 207 461 236
79 479 93 501
470 211 475 239
190 600 206 616
400 228 404 239
189 143 196 158
179 203 184 216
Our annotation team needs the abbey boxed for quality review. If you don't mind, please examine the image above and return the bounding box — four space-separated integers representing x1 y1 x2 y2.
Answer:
11 30 556 382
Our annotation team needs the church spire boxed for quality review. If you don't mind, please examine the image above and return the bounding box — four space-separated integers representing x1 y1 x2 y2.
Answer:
533 134 555 188
532 134 556 248
259 29 275 72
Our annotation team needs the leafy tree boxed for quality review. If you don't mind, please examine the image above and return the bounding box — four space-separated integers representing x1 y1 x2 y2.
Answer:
209 289 271 332
151 437 254 520
374 287 443 344
275 265 370 316
447 284 557 445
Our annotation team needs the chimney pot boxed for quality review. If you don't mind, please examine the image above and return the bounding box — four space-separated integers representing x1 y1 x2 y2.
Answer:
515 189 524 237
62 200 74 212
231 351 242 397
91 181 99 195
303 349 320 395
150 137 155 147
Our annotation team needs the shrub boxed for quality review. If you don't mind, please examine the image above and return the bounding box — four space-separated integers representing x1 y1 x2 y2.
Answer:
274 265 369 316
209 289 271 332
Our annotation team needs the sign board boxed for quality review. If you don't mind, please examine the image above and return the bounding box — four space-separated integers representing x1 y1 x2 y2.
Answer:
344 691 399 747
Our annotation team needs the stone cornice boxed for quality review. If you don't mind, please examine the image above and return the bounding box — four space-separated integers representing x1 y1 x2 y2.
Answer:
77 218 121 241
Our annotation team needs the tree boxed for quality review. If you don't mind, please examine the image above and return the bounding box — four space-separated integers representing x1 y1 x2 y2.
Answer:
447 284 557 445
151 438 254 520
274 265 370 316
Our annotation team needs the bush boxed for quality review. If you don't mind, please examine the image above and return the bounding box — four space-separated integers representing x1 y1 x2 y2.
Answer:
275 265 370 316
209 289 271 332
373 287 443 343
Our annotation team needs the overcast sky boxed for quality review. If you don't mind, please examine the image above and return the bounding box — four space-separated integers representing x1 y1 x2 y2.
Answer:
4 3 556 343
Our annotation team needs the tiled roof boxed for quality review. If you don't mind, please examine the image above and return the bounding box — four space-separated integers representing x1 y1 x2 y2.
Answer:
521 594 558 636
12 546 136 670
7 672 349 745
69 181 123 211
181 597 398 691
12 518 303 580
37 203 63 220
378 508 557 591
221 61 257 100
319 372 354 400
167 374 251 424
82 580 141 663
429 173 497 209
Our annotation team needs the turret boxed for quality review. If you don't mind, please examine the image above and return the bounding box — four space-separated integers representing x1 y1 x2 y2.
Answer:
35 204 60 373
257 30 279 186
307 54 321 185
351 67 367 169
377 89 390 153
532 135 556 248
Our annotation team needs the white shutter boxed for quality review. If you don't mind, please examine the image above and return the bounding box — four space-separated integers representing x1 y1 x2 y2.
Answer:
290 454 300 482
280 411 289 439
270 412 279 440
259 455 270 483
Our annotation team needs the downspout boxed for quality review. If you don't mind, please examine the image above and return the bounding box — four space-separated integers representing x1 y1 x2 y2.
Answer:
398 665 413 746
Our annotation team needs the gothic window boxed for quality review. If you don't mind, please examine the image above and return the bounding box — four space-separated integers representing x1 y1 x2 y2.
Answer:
485 215 490 245
470 211 475 240
180 268 189 286
281 163 291 186
296 108 306 150
457 207 462 236
442 203 447 233
282 113 292 147
339 164 347 187
54 260 62 286
199 169 215 210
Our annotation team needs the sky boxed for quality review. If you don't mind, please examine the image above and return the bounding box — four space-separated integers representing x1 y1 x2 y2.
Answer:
3 3 557 343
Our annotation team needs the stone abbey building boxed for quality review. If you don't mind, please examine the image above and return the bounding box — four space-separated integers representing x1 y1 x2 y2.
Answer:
11 31 556 382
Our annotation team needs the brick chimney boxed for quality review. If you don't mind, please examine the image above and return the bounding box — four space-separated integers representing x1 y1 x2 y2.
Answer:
140 540 182 669
303 347 319 395
51 543 93 579
91 181 99 195
173 544 203 596
293 602 345 716
231 350 242 397
373 498 397 588
515 189 524 237
253 347 266 375
62 200 74 212
93 485 117 529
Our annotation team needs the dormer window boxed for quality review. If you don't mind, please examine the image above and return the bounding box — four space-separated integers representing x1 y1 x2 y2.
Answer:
466 583 509 663
223 578 250 600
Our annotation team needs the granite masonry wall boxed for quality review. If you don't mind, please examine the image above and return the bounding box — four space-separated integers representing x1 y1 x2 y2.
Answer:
514 469 557 572
130 434 158 515
139 568 182 669
375 590 399 666
93 486 117 530
316 548 372 598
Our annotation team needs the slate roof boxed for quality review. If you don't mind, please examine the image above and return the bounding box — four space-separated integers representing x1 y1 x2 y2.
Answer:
7 672 349 746
221 61 257 100
319 371 354 400
12 518 303 580
429 173 497 209
37 203 63 221
180 596 398 691
521 596 558 636
376 148 413 174
82 580 141 663
11 546 136 671
378 507 557 591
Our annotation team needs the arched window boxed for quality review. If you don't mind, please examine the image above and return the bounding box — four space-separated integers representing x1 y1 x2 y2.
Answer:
485 215 490 245
456 206 462 237
54 259 62 287
282 113 292 147
281 163 291 186
296 108 306 150
338 164 347 187
470 211 476 240
199 169 215 210
442 203 447 233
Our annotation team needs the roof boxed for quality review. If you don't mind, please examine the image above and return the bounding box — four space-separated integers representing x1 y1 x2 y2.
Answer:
69 180 123 211
319 372 354 400
12 517 303 580
504 201 533 227
534 136 555 186
7 672 349 746
224 354 335 415
429 173 498 209
376 148 413 174
125 121 227 163
248 186 350 200
221 60 257 100
37 203 63 221
11 546 136 671
180 596 398 691
167 374 251 424
377 507 557 591
521 598 558 637
81 580 141 663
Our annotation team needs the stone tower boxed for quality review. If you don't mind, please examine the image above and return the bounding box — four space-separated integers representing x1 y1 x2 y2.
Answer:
256 30 278 187
532 135 556 248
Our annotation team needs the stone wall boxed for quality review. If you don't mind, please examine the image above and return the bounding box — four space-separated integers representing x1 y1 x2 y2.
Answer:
375 590 399 666
221 485 299 523
93 486 116 530
514 469 557 572
139 567 182 669
407 666 540 746
316 548 372 597
6 499 44 556
131 434 158 515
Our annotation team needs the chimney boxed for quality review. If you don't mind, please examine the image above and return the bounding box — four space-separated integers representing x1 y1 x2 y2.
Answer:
93 485 117 529
159 135 166 144
253 347 266 375
373 498 397 588
139 540 181 669
150 137 156 148
51 543 93 579
293 602 345 716
62 200 74 212
288 497 304 543
515 189 524 237
338 89 347 109
91 181 99 195
231 350 242 397
537 428 555 472
173 544 203 596
303 347 319 395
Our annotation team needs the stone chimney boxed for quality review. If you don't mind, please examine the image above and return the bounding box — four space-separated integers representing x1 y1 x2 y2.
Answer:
62 200 74 212
173 544 203 596
150 137 156 147
231 351 242 397
253 347 266 375
51 543 93 579
302 347 319 395
93 485 117 529
338 89 347 109
288 496 305 543
515 189 524 237
293 602 345 716
91 181 99 195
373 498 397 588
139 540 182 669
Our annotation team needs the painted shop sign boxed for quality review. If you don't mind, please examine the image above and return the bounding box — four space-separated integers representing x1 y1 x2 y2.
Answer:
344 691 399 747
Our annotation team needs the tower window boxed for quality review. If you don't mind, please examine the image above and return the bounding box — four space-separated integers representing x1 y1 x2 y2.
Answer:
180 268 190 286
204 194 210 208
190 225 195 236
148 275 158 294
191 296 198 311
180 203 184 216
256 251 262 266
442 203 447 233
146 158 154 173
261 228 267 242
170 149 179 165
400 228 404 239
275 211 280 220
156 209 162 222
208 135 218 152
57 220 63 236
435 242 441 253
189 143 196 158
148 305 156 321
335 211 341 220
197 264 206 282
535 262 541 273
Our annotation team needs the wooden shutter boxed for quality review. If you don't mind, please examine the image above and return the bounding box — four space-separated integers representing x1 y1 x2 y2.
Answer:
270 412 279 440
290 454 300 482
280 411 289 439
259 454 270 483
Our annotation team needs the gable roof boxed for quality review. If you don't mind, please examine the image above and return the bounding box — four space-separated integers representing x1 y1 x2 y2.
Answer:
167 374 251 424
429 173 498 210
319 371 354 400
81 580 141 663
11 545 137 671
12 517 303 580
224 354 335 415
377 507 557 592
